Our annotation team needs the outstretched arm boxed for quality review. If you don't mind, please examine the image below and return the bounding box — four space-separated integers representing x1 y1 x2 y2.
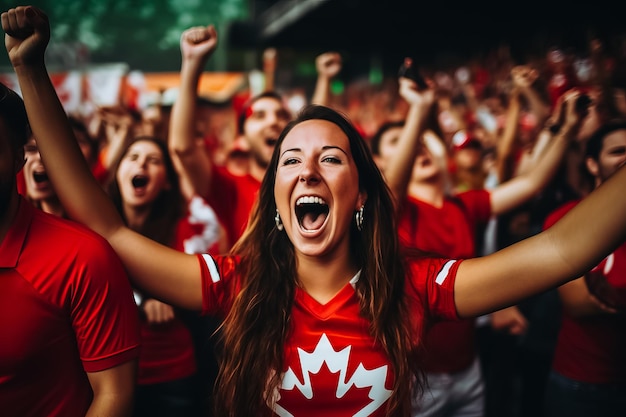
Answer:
3 5 202 310
168 25 218 202
454 163 626 318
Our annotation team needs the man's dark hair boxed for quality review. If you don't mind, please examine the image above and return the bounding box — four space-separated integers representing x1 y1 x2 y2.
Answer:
0 82 30 150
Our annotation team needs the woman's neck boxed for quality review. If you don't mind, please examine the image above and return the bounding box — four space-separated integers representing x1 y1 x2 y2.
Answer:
295 250 360 305
39 196 66 218
123 203 151 230
408 179 446 207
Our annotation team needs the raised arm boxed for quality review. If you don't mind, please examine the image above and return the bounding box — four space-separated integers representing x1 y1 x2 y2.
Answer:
494 87 522 182
454 163 626 317
262 47 277 93
100 107 134 171
514 85 571 178
168 25 218 202
311 51 342 107
3 5 202 311
488 90 585 215
513 65 551 130
383 76 436 210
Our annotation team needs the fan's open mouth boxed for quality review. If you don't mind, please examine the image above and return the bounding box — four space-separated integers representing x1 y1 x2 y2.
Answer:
295 196 329 231
131 175 149 188
33 172 48 183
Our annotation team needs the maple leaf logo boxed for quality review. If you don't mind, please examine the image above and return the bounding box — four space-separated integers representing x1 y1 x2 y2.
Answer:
274 334 391 417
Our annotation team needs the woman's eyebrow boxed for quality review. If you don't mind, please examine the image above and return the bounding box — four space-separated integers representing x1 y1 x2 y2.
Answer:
322 145 348 156
280 147 300 158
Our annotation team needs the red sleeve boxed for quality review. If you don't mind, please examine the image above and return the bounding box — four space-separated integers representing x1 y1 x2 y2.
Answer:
71 235 141 372
197 253 239 318
406 256 462 321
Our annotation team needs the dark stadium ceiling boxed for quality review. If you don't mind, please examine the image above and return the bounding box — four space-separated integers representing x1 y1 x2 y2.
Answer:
228 0 625 63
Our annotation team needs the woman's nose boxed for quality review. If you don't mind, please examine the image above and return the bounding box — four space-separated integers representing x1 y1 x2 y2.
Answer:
299 161 320 184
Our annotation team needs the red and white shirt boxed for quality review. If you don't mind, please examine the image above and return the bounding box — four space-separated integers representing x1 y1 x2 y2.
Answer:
198 254 461 416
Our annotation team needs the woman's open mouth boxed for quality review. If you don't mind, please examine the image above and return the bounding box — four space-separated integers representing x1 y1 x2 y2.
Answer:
295 196 329 231
33 171 48 183
131 175 149 188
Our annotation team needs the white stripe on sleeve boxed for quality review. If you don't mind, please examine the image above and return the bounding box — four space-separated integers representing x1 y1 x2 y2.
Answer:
201 254 221 283
435 260 458 285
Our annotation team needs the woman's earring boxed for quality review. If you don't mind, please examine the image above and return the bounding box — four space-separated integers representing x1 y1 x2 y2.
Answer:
355 205 364 231
275 209 284 231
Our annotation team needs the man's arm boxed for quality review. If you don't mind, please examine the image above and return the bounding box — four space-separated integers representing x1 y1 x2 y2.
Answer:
168 25 218 202
86 361 137 417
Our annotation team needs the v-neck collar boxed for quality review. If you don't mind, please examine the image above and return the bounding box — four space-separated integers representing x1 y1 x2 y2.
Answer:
295 270 361 320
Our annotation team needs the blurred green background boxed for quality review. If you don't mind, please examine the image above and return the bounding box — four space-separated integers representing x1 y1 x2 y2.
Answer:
0 0 248 72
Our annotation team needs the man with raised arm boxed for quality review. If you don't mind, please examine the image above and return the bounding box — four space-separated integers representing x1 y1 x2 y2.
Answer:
168 25 291 245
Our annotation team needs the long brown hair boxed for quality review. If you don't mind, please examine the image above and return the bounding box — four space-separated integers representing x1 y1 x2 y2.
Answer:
215 105 424 416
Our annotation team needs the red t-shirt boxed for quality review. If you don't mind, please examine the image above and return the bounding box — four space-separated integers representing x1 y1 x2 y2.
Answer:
544 200 626 383
207 165 261 246
398 190 491 373
197 253 461 416
137 195 225 385
0 197 141 417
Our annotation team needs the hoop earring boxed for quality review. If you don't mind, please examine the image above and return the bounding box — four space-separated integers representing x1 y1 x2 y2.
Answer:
355 205 364 231
275 209 284 231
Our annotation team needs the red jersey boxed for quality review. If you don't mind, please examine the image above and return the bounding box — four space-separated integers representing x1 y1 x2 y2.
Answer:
173 195 226 255
398 190 491 373
197 253 462 416
207 165 261 246
544 200 626 383
0 197 140 417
